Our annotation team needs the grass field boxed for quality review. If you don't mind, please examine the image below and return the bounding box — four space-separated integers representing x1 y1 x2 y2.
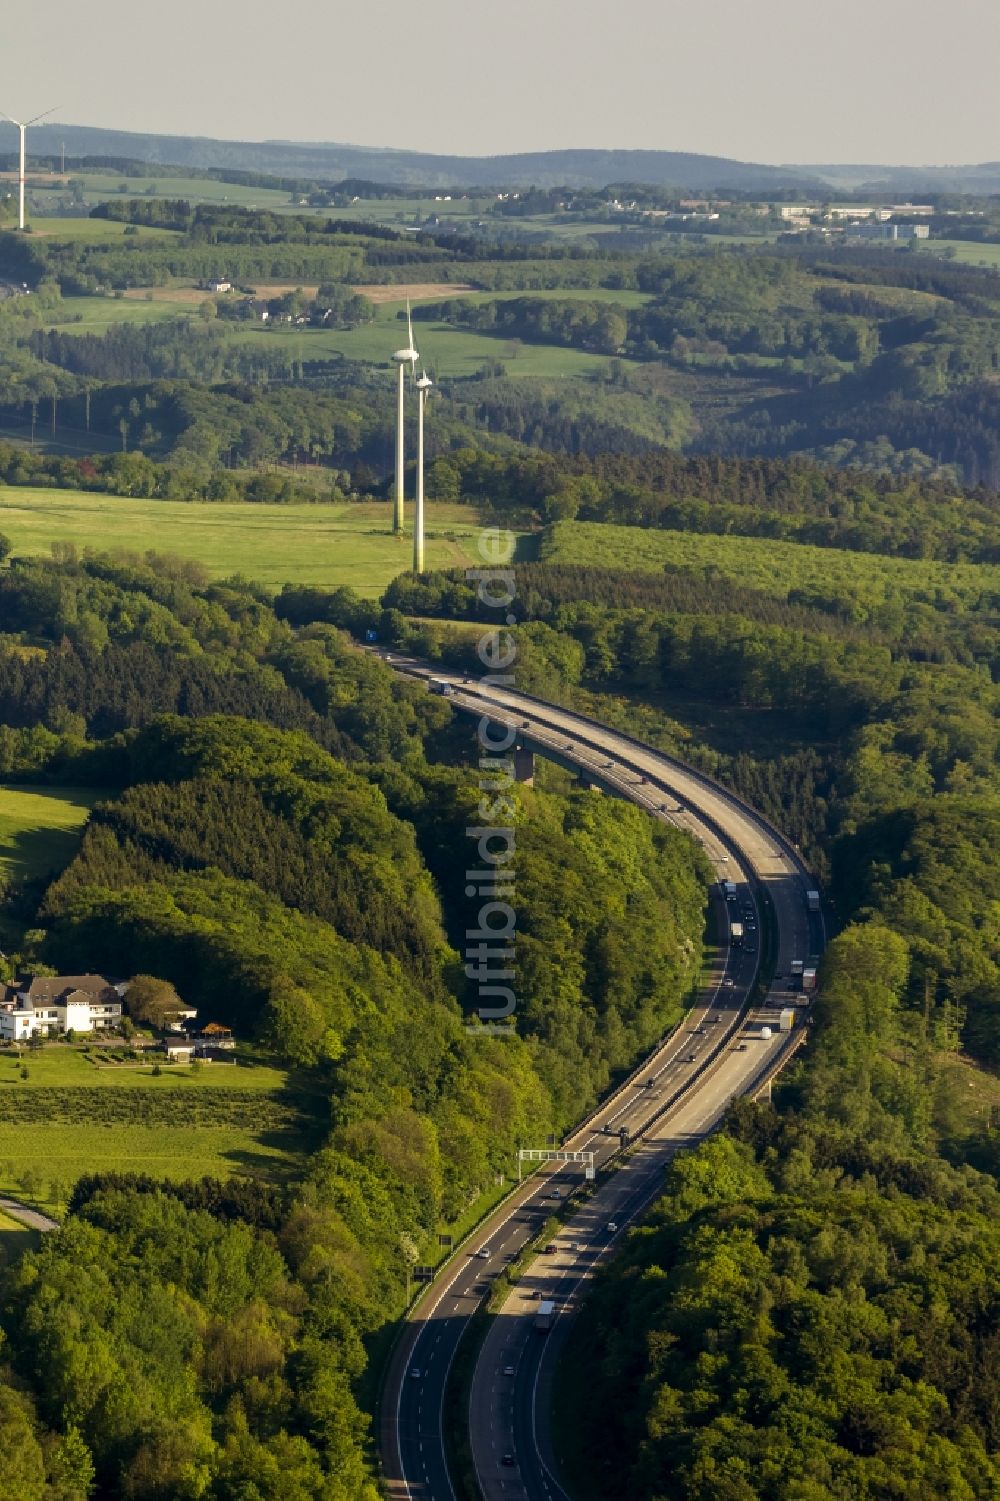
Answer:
920 239 1000 267
232 299 637 380
40 294 194 332
0 1048 320 1211
37 283 651 351
26 216 180 242
0 1047 289 1091
0 1124 301 1209
0 491 487 594
28 175 295 212
542 520 1000 612
0 786 98 885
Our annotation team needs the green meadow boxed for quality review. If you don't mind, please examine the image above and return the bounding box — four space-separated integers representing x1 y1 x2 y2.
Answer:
0 786 98 885
0 491 486 594
233 298 638 379
542 519 1000 611
28 216 180 242
40 294 193 331
919 239 1000 268
0 1049 321 1212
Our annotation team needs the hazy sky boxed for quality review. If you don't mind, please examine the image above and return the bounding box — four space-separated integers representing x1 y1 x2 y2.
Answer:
6 0 998 164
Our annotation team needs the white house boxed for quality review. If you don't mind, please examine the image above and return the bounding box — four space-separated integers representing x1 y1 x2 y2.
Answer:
161 1037 196 1062
0 975 124 1040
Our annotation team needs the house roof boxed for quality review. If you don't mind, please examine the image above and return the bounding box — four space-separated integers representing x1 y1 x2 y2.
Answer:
15 974 119 1004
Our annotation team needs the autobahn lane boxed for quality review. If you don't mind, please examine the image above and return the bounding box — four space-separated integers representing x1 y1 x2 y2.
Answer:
378 660 821 1501
471 1029 807 1501
384 892 752 1501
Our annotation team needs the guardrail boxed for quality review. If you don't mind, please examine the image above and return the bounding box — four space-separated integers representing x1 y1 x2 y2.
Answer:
404 661 816 886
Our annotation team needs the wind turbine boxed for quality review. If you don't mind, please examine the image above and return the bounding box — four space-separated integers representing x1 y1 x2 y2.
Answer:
0 107 57 230
413 368 433 573
391 298 419 533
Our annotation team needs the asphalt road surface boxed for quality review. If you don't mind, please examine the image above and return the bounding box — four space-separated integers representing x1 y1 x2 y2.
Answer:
378 659 824 1501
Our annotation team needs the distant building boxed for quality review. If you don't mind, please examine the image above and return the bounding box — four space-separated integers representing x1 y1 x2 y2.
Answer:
0 974 124 1040
204 278 232 294
826 205 893 221
850 222 930 241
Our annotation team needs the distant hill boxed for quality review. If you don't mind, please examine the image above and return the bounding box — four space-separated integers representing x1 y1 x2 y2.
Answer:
17 123 1000 194
21 124 815 190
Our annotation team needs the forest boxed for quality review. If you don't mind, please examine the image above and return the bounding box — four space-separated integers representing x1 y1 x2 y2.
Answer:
260 478 1000 1500
0 549 708 1498
4 215 1000 482
1 187 1000 1499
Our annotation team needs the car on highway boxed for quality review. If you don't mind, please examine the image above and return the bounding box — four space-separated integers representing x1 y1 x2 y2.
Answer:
724 977 735 986
503 1365 515 1377
548 1187 562 1198
542 1243 556 1254
685 1052 698 1062
606 1221 618 1233
477 1246 491 1259
501 1454 515 1467
409 1367 421 1380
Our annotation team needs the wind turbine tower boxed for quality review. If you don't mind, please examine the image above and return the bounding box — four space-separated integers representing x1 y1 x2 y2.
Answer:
1 107 57 231
413 369 433 573
391 299 419 533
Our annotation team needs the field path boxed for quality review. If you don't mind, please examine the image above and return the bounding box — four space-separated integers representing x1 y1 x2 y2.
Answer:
0 1196 58 1232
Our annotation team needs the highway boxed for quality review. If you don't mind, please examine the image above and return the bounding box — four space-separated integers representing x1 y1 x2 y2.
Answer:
378 657 824 1501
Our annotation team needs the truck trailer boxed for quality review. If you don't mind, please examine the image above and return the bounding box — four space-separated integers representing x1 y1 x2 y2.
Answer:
534 1300 555 1333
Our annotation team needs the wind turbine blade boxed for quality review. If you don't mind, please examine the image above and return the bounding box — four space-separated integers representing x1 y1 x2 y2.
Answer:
0 109 21 127
407 297 414 352
25 107 58 127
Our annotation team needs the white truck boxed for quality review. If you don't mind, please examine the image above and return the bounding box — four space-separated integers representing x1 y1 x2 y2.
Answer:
805 889 821 913
801 965 818 992
534 1300 555 1333
730 921 744 945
